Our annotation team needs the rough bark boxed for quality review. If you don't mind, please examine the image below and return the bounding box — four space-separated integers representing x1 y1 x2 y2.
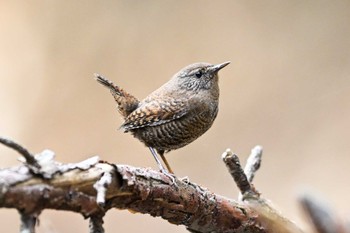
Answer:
0 137 304 233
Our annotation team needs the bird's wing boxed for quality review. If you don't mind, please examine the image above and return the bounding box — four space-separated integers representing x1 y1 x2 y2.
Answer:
121 99 189 131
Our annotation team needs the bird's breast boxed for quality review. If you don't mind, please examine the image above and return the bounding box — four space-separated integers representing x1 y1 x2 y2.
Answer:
130 101 218 152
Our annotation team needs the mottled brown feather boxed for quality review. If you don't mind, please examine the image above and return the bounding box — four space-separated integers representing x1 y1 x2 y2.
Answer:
121 99 188 131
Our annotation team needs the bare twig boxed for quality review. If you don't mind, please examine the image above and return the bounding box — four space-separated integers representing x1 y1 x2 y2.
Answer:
19 212 37 233
222 147 304 233
89 215 105 233
222 149 255 196
236 146 263 201
300 191 345 233
0 137 40 169
244 145 263 183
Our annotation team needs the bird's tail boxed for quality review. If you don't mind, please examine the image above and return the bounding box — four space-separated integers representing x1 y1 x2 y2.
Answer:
94 73 140 118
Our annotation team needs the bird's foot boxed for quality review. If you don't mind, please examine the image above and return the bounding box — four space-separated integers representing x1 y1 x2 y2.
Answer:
160 169 177 186
179 176 190 184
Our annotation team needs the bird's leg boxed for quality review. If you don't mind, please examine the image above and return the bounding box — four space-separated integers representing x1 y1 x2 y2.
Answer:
156 150 189 184
149 147 176 185
159 152 174 174
149 147 167 172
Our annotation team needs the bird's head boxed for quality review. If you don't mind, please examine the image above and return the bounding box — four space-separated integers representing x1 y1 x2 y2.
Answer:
173 61 230 94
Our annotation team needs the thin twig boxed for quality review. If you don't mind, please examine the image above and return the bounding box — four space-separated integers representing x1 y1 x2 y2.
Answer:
19 212 36 233
244 145 263 183
222 149 252 195
89 215 105 233
300 191 343 233
0 137 40 169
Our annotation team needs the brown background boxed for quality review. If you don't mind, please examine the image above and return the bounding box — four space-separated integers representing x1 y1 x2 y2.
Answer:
1 1 350 232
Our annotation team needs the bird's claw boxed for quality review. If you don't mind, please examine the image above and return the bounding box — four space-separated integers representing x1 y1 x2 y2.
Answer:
179 176 190 184
160 169 178 186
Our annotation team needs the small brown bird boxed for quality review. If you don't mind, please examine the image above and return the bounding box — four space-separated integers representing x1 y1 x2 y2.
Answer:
94 61 230 176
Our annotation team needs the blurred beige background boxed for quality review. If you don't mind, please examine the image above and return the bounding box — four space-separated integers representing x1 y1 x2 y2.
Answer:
1 1 350 232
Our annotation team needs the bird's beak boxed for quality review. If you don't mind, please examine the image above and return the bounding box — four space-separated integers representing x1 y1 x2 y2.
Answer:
209 61 231 73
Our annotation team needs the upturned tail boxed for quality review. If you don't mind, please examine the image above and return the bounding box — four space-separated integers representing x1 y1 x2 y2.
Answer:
94 73 140 118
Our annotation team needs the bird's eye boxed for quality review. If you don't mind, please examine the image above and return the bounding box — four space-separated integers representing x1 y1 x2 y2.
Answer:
195 71 202 78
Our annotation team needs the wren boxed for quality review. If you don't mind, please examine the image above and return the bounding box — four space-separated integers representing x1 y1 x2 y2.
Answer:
94 61 230 175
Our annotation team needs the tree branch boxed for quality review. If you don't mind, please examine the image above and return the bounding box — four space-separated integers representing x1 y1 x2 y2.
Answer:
0 137 40 170
0 137 303 233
